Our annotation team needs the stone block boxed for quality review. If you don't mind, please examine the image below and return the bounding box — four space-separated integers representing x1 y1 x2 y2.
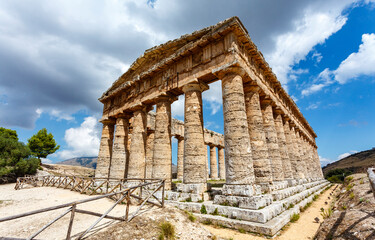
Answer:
177 183 210 194
213 194 272 210
221 184 261 197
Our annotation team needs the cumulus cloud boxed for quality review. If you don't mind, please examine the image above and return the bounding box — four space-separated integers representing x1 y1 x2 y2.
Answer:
303 33 375 96
306 102 320 110
54 116 100 160
337 150 358 160
171 95 184 120
320 150 358 167
334 33 375 83
266 0 351 84
202 81 222 115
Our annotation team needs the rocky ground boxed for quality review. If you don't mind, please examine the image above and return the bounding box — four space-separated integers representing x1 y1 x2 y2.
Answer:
315 173 375 240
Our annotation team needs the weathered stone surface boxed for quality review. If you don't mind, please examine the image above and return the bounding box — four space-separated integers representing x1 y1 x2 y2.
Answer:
182 82 207 185
145 131 154 179
220 184 261 197
128 108 147 179
209 145 218 180
109 116 129 179
282 119 298 180
176 136 184 181
296 130 309 180
214 194 272 210
218 147 225 180
244 86 272 184
289 126 305 179
152 97 173 189
177 183 209 194
218 69 255 185
95 120 115 178
273 111 293 180
261 100 284 181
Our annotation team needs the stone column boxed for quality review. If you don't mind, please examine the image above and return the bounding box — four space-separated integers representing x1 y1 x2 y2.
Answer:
95 119 115 178
282 118 298 180
205 145 209 179
302 138 312 180
181 81 208 192
216 67 256 194
128 107 148 179
290 125 305 180
109 115 130 179
152 96 173 190
261 99 284 182
218 147 225 180
145 130 155 179
209 145 218 180
313 147 323 179
273 110 293 181
244 85 272 186
295 129 308 181
176 136 184 181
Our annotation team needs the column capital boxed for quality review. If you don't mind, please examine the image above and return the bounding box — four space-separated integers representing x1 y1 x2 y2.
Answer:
273 107 284 116
131 103 153 113
155 92 178 103
212 64 246 80
243 84 260 93
100 118 116 125
116 112 132 119
260 98 273 109
182 79 209 93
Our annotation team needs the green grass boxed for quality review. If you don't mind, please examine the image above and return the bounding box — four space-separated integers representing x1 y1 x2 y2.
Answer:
200 204 207 214
158 221 175 240
349 192 355 199
290 213 300 223
321 208 332 219
238 228 246 233
313 194 319 201
287 203 294 209
212 208 219 216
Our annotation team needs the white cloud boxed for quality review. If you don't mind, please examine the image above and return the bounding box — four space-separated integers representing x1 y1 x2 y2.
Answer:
319 155 334 166
267 4 349 84
306 102 320 110
41 158 52 164
338 150 358 160
202 81 222 115
312 51 323 63
334 33 375 83
171 95 184 120
54 116 100 160
301 68 334 96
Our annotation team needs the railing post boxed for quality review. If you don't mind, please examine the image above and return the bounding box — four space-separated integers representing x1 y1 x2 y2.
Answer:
66 204 76 240
125 191 130 221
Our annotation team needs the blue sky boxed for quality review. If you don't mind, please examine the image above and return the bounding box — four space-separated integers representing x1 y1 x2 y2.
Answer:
1 0 374 167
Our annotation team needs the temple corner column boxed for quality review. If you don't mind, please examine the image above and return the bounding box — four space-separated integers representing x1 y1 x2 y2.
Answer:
95 118 115 179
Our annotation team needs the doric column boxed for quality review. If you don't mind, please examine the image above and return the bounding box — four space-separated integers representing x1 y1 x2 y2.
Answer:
205 145 209 179
128 107 148 179
244 85 272 185
218 147 225 180
95 119 115 178
295 129 308 180
209 145 218 180
282 118 298 180
289 125 305 180
152 96 173 190
273 110 293 180
176 136 184 181
216 67 255 189
109 115 130 179
145 130 155 179
302 138 312 180
261 99 284 182
313 147 324 179
182 81 208 187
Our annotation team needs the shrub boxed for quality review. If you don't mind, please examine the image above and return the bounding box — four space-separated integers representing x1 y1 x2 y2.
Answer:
158 221 175 240
288 203 294 209
325 168 352 183
321 208 332 219
290 213 300 222
238 228 246 233
200 204 207 214
349 192 355 199
188 213 196 222
212 208 219 216
313 194 319 201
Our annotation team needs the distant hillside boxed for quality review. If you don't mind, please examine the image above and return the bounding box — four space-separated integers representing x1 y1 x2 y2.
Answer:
323 148 375 175
57 157 97 169
57 157 178 175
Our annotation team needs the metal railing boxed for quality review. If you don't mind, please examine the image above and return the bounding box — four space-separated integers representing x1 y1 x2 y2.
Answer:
3 176 165 239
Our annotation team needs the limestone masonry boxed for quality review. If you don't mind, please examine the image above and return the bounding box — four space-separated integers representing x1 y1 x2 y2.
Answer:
95 17 327 236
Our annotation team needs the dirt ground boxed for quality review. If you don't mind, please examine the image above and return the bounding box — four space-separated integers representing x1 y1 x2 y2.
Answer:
0 183 155 239
204 184 338 240
315 173 375 240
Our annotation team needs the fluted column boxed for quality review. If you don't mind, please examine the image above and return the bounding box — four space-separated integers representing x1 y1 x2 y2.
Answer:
217 68 255 186
261 99 284 182
244 85 272 185
95 119 115 178
152 96 173 190
295 130 308 180
182 81 208 186
273 110 293 180
218 147 225 180
210 145 218 180
176 136 184 181
128 107 148 179
302 138 313 180
145 130 155 179
109 115 130 179
205 145 209 179
282 118 298 180
290 125 305 180
313 147 323 179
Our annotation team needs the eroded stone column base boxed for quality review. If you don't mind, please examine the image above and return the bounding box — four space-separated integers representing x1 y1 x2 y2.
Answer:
213 194 272 210
221 184 261 197
177 183 209 194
